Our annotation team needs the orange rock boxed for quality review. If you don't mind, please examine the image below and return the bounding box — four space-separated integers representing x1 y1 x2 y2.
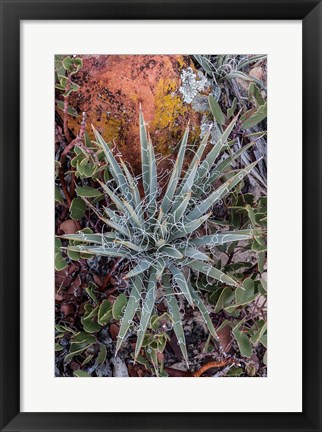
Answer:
65 55 202 174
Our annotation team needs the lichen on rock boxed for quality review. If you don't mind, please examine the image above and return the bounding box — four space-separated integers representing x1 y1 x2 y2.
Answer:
179 67 210 103
61 55 203 174
178 66 223 145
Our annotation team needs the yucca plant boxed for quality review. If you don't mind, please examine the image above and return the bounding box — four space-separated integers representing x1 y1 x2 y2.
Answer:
60 110 259 365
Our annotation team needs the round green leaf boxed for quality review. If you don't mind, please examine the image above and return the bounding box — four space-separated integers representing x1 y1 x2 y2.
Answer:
112 293 128 320
76 186 102 198
70 197 86 220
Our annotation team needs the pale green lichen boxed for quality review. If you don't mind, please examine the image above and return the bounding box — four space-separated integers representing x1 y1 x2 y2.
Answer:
179 67 210 103
179 67 222 145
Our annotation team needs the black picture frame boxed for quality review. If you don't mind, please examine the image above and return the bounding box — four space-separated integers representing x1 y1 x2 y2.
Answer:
0 1 321 431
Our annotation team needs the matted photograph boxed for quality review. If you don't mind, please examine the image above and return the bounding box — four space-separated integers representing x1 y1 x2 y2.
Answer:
54 54 267 378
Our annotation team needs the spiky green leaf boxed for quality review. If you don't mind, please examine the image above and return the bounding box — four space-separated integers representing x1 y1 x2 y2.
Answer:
190 230 253 247
92 126 132 203
67 245 128 258
163 274 188 364
186 260 240 288
135 269 157 358
181 246 212 261
170 192 191 224
194 114 239 187
119 158 141 210
187 161 259 221
169 212 212 241
60 232 115 244
116 275 143 354
160 126 189 213
168 265 194 306
147 136 158 213
139 110 150 199
188 281 218 340
124 259 152 279
241 102 267 130
175 131 209 196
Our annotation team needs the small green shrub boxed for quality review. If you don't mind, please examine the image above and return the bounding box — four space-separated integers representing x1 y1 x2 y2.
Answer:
55 55 83 97
59 109 263 365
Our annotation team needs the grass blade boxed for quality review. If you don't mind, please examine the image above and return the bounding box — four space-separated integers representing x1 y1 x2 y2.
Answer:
232 321 252 357
208 94 225 125
241 102 267 130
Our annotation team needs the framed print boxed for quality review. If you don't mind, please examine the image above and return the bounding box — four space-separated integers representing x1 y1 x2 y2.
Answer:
0 0 321 431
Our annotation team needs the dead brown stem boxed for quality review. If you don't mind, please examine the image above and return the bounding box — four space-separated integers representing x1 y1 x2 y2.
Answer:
63 82 72 143
101 258 123 291
193 358 235 377
59 169 72 206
